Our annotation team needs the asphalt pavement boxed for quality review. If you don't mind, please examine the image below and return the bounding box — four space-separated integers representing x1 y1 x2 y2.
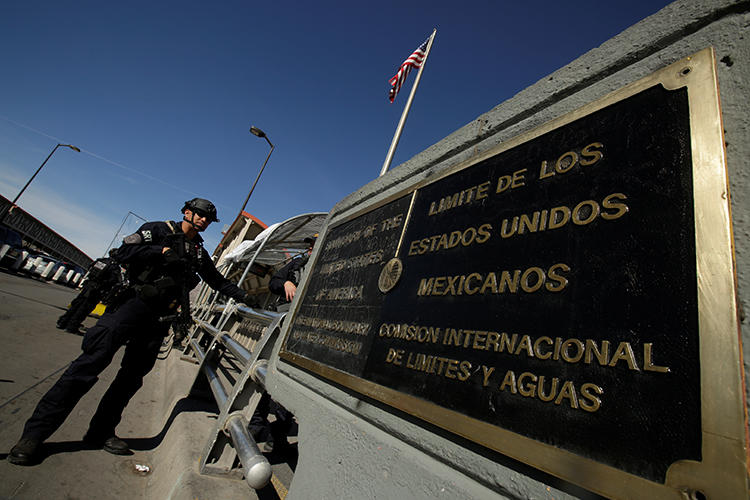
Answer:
0 270 261 499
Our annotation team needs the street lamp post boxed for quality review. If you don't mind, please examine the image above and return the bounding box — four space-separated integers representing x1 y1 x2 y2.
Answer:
240 126 274 214
0 143 81 226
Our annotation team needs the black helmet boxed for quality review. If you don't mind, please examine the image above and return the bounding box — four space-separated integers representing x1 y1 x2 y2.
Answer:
182 198 219 222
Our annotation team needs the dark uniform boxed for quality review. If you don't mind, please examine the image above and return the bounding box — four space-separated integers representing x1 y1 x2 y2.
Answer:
250 239 314 451
9 201 252 464
268 255 309 301
56 256 122 334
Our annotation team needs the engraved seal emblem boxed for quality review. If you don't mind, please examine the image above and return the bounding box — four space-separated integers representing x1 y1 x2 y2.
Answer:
378 257 403 293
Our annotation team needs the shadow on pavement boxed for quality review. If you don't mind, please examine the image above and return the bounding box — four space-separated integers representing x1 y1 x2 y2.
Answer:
3 396 219 465
0 287 70 311
125 396 219 452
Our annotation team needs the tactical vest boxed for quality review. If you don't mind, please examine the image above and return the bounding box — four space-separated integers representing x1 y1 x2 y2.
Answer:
133 221 202 307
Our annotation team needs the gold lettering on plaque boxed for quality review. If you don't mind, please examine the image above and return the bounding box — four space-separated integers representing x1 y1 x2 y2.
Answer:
482 365 495 387
579 142 604 165
314 285 364 301
425 325 672 372
428 181 492 216
385 348 405 365
496 168 528 194
379 323 441 343
498 370 604 413
539 141 605 180
319 249 384 275
408 224 492 256
417 263 571 297
296 315 369 336
500 193 628 239
292 329 363 355
643 343 670 373
399 351 472 380
380 214 404 231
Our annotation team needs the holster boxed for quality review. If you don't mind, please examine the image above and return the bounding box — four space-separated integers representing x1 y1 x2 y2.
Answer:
135 277 177 303
106 286 135 314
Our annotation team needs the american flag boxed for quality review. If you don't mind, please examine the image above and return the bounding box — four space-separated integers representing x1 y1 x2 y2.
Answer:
388 38 429 103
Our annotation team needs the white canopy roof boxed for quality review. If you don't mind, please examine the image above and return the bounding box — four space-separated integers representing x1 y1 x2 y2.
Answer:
220 212 328 267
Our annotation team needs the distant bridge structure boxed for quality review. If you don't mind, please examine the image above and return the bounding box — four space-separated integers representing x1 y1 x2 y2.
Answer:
0 194 93 270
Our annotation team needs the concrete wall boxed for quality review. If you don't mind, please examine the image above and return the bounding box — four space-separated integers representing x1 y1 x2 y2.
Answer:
267 1 750 498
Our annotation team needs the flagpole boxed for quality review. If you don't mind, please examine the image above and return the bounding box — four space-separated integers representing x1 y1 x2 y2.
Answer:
380 28 437 177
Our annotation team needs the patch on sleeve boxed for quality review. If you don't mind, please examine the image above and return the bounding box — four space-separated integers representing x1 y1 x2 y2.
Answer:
123 233 143 245
141 230 152 242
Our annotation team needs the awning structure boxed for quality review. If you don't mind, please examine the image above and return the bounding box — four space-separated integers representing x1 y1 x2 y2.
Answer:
220 212 328 268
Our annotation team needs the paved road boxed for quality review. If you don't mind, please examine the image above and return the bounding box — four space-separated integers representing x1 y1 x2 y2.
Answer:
0 271 258 499
0 272 87 405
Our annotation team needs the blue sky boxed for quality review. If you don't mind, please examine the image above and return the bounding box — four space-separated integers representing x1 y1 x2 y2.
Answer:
0 0 673 259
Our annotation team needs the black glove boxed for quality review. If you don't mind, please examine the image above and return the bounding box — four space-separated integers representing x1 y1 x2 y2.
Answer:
163 249 189 270
240 293 258 308
163 248 180 264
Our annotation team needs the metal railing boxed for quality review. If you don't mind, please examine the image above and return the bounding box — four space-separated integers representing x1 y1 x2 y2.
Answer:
180 212 327 490
182 302 284 489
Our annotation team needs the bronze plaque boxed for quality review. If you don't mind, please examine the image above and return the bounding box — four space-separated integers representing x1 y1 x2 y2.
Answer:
280 49 747 499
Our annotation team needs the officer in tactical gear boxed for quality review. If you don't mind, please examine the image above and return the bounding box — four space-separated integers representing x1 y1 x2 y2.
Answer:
268 235 316 308
56 250 122 334
8 198 256 465
249 235 316 453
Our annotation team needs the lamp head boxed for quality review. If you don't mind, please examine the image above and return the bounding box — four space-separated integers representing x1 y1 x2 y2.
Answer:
249 126 266 138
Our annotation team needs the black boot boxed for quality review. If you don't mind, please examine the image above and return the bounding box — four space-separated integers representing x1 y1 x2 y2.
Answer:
83 433 132 455
65 324 83 334
8 437 41 465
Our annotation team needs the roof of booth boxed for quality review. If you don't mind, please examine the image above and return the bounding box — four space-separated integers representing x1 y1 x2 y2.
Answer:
219 212 328 267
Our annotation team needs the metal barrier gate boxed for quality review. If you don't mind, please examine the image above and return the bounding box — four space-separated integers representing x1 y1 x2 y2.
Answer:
182 302 284 489
179 212 327 491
